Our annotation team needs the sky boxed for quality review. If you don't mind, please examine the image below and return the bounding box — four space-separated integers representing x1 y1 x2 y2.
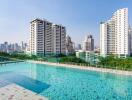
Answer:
0 0 132 46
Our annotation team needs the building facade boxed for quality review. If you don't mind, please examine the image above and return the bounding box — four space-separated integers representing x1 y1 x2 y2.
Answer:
66 35 75 54
82 35 94 51
53 24 66 55
76 44 82 50
128 26 132 55
100 8 129 57
0 42 25 53
29 19 66 56
76 50 99 64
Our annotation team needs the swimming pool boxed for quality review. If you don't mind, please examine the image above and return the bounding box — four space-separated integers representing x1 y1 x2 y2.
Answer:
0 62 132 100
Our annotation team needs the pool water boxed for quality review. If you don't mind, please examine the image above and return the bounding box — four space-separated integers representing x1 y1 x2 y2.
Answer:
0 62 132 100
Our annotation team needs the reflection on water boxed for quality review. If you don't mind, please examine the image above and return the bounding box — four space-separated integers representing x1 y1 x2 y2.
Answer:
0 62 132 100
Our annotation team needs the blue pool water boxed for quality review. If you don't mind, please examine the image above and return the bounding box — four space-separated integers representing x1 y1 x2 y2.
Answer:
0 62 132 100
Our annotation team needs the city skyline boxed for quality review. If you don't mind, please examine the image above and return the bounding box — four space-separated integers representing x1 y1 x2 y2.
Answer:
0 0 132 46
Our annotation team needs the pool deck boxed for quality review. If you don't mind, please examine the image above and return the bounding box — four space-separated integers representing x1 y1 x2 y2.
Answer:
0 60 24 65
0 84 48 100
29 61 132 76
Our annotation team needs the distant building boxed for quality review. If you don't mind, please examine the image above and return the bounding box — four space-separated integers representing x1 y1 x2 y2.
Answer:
0 44 5 52
129 26 132 55
4 42 8 52
82 35 94 51
66 35 75 54
76 50 99 64
72 42 75 50
28 18 66 56
76 50 85 61
76 44 82 50
26 40 30 54
100 8 129 58
8 44 14 53
94 46 100 53
14 43 21 52
21 41 27 52
0 42 25 53
0 42 9 53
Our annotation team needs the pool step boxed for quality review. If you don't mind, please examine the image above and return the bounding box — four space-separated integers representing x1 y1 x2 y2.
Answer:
0 84 48 100
0 60 24 65
0 72 50 93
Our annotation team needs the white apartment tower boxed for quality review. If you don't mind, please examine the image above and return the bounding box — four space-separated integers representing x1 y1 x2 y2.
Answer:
29 19 66 56
100 8 129 57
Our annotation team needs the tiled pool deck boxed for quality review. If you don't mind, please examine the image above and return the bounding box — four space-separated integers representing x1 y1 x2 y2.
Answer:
0 84 48 100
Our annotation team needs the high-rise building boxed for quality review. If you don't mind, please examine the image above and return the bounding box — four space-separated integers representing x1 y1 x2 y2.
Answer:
29 18 66 56
0 42 24 53
128 26 132 55
29 19 53 56
0 44 5 52
100 8 129 57
82 35 94 51
4 42 8 52
76 44 82 50
53 24 66 55
21 41 27 52
66 35 75 54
